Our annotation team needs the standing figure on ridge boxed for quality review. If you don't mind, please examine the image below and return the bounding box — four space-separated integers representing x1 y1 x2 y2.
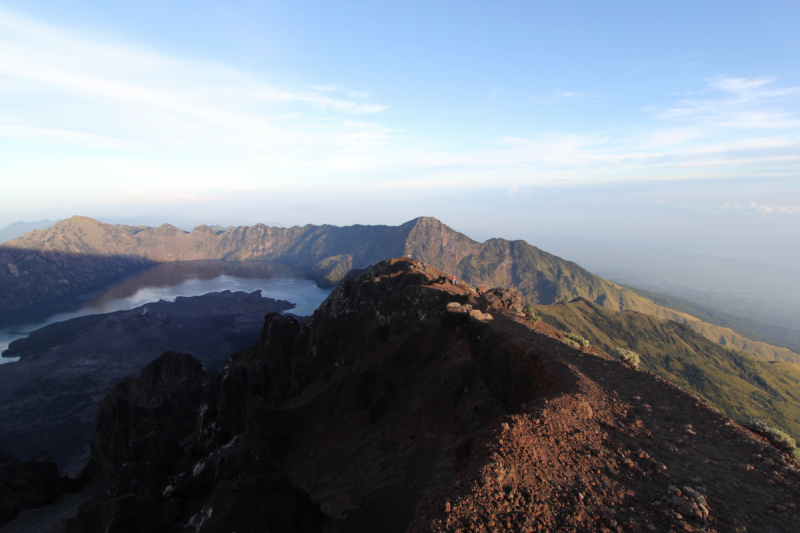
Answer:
451 274 457 286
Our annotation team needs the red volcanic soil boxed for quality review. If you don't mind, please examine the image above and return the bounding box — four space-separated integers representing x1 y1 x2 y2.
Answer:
300 260 800 533
9 258 797 533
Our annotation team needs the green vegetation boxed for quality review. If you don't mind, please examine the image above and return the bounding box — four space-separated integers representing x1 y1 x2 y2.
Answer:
561 338 581 349
745 419 800 461
532 298 800 444
523 305 541 324
613 347 641 369
622 284 800 356
565 332 590 348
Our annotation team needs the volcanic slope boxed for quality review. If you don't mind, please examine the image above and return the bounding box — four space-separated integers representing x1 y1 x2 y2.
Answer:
531 298 800 444
2 215 797 363
39 258 799 533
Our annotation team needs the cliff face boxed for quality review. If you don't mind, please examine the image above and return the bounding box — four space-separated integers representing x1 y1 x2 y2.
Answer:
63 258 799 533
0 291 294 476
2 215 797 363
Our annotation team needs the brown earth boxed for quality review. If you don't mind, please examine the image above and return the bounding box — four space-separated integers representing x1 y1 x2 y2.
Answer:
279 260 800 532
6 258 798 532
407 313 800 532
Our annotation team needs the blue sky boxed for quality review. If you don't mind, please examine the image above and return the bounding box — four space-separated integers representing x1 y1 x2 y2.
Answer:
1 1 798 267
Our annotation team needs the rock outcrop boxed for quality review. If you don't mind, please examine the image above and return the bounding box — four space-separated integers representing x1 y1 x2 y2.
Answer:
479 287 526 315
0 450 73 527
0 290 294 476
49 258 799 532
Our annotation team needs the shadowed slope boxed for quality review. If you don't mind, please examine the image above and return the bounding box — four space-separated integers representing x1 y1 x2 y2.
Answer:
47 258 800 533
3 215 798 362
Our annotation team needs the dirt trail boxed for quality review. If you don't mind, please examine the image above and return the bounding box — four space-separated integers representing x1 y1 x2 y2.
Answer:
4 258 797 533
407 305 800 532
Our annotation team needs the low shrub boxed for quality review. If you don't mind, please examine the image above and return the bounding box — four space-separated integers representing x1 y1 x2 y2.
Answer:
745 419 800 461
613 347 641 369
565 332 589 348
523 306 542 324
561 338 581 349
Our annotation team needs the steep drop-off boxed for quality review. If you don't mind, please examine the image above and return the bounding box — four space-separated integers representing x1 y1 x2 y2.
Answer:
0 291 293 475
532 298 800 443
25 258 796 533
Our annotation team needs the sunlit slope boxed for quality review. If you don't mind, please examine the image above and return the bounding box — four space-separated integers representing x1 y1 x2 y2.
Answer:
404 218 800 363
6 215 411 267
532 298 800 441
3 215 798 363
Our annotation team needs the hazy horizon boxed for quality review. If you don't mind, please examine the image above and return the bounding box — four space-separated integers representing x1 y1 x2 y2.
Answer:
1 1 798 269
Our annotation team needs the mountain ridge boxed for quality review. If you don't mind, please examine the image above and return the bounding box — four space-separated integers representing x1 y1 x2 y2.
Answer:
11 257 796 533
2 215 797 363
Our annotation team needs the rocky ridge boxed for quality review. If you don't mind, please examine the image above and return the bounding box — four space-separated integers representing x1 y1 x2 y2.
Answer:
2 216 796 364
16 257 795 533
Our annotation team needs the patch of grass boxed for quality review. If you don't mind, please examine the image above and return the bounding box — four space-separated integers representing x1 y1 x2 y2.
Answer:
523 305 542 324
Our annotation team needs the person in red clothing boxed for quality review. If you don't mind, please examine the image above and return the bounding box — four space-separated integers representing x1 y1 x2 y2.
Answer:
480 284 486 294
451 274 457 286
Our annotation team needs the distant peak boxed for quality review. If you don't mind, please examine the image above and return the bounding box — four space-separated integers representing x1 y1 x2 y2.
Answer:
62 215 102 224
409 216 443 225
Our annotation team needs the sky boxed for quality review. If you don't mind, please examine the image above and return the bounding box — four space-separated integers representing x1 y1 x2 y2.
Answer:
1 1 799 268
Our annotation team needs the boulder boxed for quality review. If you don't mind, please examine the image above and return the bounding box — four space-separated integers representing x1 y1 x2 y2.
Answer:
79 351 212 484
479 287 526 315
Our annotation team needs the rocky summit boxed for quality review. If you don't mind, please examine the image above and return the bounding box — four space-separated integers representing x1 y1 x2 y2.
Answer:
13 258 798 532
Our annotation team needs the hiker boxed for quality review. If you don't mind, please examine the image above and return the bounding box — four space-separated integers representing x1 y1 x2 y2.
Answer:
451 274 457 286
481 284 486 294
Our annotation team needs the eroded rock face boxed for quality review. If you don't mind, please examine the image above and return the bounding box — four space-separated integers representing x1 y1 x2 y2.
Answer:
61 258 800 533
478 287 526 315
0 450 70 527
69 258 511 532
79 351 212 484
73 330 333 533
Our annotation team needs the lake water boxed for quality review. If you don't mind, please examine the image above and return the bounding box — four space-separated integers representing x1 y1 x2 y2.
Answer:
0 261 333 364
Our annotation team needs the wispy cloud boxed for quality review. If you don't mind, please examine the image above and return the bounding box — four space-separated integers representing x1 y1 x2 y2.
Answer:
653 76 800 129
0 7 389 188
746 202 800 215
1 6 800 211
